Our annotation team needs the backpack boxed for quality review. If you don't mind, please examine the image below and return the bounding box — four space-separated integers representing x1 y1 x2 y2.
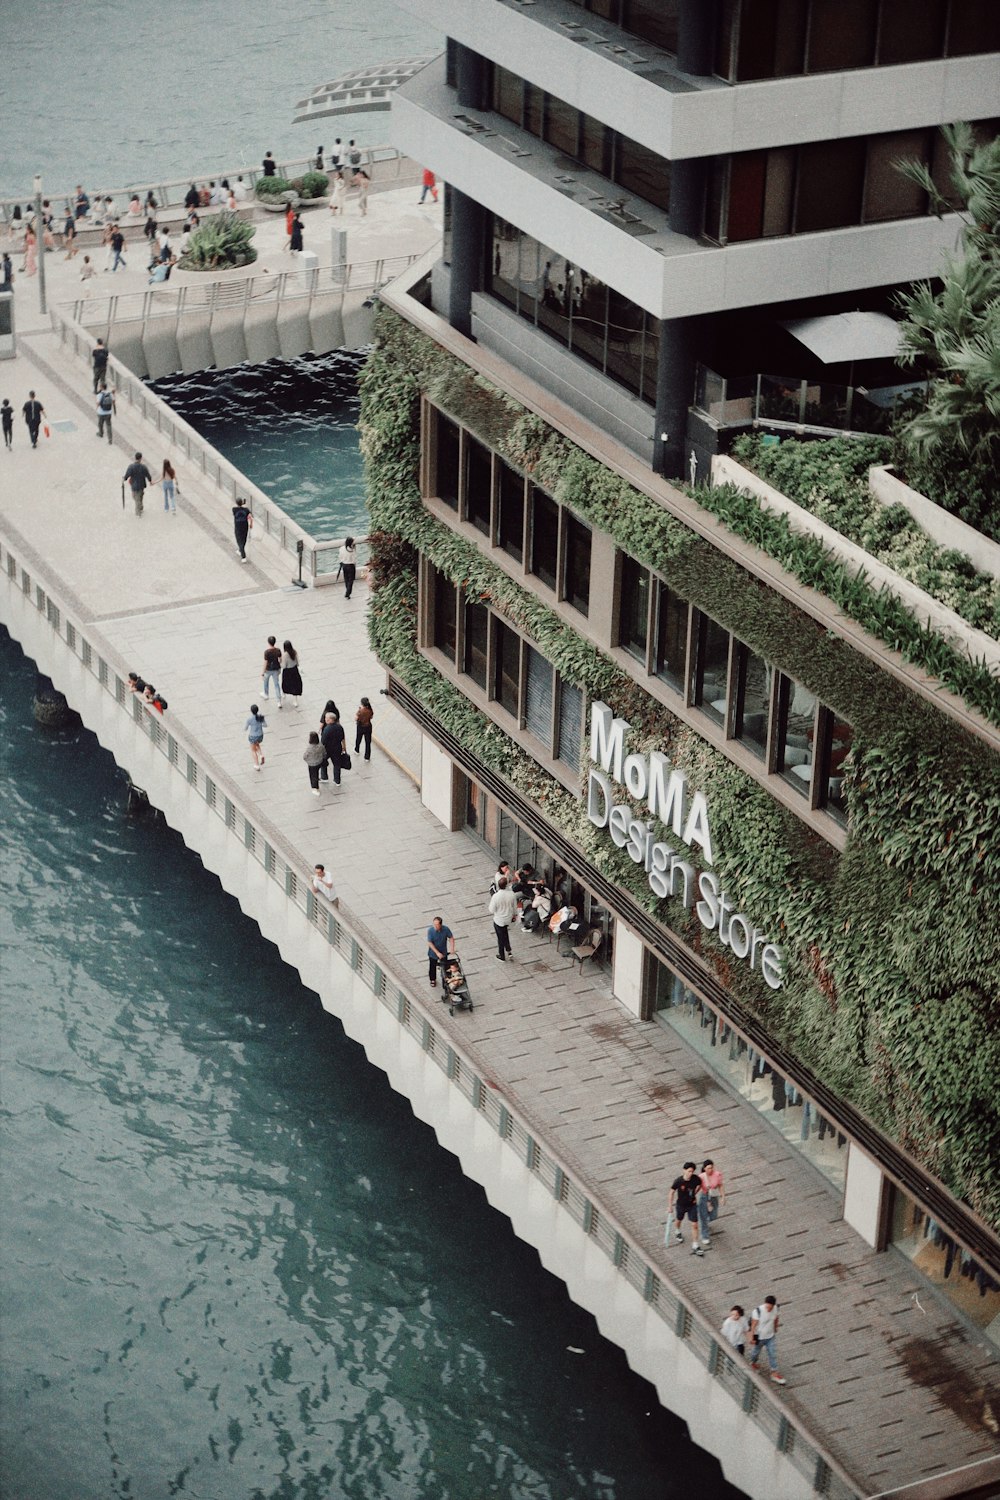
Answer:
349 148 361 167
99 390 113 413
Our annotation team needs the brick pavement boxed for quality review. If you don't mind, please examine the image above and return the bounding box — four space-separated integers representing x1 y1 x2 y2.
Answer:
3 287 998 1500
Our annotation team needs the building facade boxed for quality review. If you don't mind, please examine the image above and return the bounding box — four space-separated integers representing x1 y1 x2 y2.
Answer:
367 0 1000 1368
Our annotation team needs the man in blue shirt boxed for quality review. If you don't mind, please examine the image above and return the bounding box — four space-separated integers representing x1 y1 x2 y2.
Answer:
426 916 454 988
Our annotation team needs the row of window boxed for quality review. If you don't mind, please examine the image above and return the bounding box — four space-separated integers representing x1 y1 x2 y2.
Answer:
490 218 661 405
492 65 670 211
430 407 593 615
707 119 998 244
566 0 1000 79
717 0 1000 82
619 556 851 820
429 565 585 773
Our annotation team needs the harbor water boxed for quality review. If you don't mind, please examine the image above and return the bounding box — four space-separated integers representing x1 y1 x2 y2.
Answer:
0 628 743 1499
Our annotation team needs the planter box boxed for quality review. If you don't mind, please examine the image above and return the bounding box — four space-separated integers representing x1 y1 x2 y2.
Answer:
869 466 1000 583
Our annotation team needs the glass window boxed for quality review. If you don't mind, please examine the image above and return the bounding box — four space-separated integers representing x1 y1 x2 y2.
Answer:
615 137 670 211
619 556 650 662
464 599 488 690
530 487 560 591
878 0 946 63
556 679 584 770
694 613 731 725
890 1188 1000 1351
795 138 866 232
807 0 878 71
581 113 608 174
820 709 852 823
726 151 767 242
491 217 519 312
464 434 492 535
947 1 1000 55
863 130 930 222
544 94 580 158
624 0 679 51
734 644 771 759
524 80 544 137
493 618 521 716
650 962 848 1191
524 645 554 744
762 147 795 237
492 64 523 125
518 233 543 325
434 411 460 509
433 568 457 662
562 513 591 616
497 460 525 562
729 0 806 79
442 182 453 266
777 675 817 796
655 585 688 693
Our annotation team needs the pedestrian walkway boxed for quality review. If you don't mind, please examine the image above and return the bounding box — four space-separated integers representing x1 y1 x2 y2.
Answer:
1 258 998 1500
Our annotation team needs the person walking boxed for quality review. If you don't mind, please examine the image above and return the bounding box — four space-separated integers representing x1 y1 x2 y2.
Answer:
161 459 178 511
245 704 267 770
721 1306 750 1359
426 915 455 987
329 139 344 172
22 391 45 448
110 226 127 273
354 697 373 760
419 167 439 204
748 1296 786 1384
232 498 253 561
311 863 338 902
289 213 304 254
338 536 357 598
63 212 78 259
281 640 303 704
321 711 346 786
328 172 346 216
303 732 327 795
96 385 116 444
354 169 370 217
698 1158 726 1247
666 1162 704 1255
92 338 109 393
22 226 38 277
489 876 518 962
123 452 152 516
1 252 13 289
1 399 14 450
262 636 283 708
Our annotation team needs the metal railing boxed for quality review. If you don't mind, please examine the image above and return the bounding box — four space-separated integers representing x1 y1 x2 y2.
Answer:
63 255 422 330
47 299 364 576
0 527 862 1500
1 146 421 226
694 363 896 438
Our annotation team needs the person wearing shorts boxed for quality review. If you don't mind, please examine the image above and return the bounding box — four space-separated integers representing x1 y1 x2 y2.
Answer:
667 1161 705 1256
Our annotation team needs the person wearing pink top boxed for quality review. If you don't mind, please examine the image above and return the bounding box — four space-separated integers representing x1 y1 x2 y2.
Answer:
698 1158 726 1246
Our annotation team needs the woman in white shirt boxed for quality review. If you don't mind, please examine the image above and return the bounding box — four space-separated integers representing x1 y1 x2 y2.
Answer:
720 1306 749 1357
338 537 357 599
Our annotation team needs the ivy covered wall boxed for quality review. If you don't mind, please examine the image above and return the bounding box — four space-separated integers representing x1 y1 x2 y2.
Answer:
359 306 1000 1230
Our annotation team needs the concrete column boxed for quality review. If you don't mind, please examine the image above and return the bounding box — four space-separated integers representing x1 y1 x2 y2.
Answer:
448 188 488 338
653 317 696 481
612 923 646 1018
455 43 489 110
677 0 720 77
843 1143 891 1250
420 733 464 830
668 158 709 240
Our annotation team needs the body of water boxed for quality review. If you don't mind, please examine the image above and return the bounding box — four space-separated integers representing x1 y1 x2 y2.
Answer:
0 629 743 1499
150 351 368 541
0 0 432 201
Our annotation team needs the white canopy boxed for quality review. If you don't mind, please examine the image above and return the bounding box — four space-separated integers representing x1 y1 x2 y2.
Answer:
779 311 903 365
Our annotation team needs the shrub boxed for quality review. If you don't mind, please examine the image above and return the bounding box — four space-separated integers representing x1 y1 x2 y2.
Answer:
296 171 329 200
177 211 257 271
254 175 294 200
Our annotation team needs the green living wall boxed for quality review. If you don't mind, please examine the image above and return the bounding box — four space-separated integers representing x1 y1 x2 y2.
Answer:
360 307 1000 1229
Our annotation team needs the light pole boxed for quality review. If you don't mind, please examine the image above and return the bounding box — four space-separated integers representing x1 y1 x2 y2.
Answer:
33 175 47 316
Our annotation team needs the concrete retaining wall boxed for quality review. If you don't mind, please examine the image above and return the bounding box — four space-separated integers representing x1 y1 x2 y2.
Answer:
869 466 1000 583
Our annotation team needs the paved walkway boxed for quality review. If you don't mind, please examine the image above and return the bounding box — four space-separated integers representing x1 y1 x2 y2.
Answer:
1 263 998 1500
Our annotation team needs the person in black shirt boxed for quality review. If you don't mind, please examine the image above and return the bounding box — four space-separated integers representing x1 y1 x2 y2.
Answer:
261 152 276 177
22 390 45 448
123 452 152 515
667 1161 705 1256
232 500 252 560
92 338 109 393
1 399 14 449
321 712 346 785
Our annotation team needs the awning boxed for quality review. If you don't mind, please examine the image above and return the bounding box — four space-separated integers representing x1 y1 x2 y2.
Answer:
779 311 903 365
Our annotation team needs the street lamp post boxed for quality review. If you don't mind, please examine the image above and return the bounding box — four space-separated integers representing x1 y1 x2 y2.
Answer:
33 174 47 316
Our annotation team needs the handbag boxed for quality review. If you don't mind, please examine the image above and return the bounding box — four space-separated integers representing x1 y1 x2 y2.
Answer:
339 751 352 771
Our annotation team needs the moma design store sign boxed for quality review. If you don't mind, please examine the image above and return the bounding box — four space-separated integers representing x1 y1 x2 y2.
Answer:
587 702 784 989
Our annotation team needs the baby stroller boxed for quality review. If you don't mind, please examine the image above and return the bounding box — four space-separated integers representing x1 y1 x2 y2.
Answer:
439 953 474 1016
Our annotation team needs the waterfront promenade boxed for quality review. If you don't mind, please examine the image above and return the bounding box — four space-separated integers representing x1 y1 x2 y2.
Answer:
2 233 999 1500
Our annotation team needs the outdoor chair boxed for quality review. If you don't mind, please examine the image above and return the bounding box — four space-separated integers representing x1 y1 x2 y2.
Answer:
570 928 603 971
